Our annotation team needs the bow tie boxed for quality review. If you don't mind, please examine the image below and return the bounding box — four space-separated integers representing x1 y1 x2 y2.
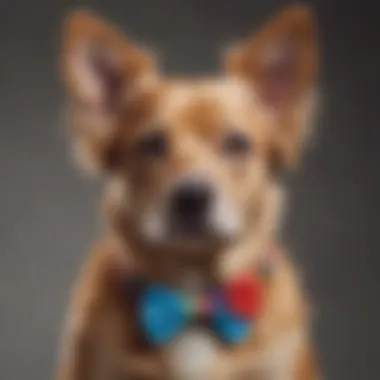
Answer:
135 275 266 346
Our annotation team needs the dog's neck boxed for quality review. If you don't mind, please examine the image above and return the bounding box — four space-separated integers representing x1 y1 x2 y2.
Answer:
110 226 220 287
109 220 274 288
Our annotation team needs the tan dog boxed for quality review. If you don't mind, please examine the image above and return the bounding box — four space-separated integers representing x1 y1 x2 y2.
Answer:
56 4 320 380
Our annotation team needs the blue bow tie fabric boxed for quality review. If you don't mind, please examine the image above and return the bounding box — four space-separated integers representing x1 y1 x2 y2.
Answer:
138 284 253 346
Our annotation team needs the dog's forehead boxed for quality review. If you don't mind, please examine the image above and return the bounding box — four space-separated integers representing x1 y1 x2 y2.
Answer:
156 78 258 132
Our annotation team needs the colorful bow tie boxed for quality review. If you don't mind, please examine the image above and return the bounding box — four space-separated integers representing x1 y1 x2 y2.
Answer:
137 275 265 346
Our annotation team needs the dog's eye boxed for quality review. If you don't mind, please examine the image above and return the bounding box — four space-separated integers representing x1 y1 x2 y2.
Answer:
222 132 252 156
136 130 167 159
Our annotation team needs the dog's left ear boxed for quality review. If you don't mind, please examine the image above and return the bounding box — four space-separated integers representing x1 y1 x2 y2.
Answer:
226 5 318 166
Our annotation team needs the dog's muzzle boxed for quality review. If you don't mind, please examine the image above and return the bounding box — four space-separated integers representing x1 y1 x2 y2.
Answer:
169 179 214 238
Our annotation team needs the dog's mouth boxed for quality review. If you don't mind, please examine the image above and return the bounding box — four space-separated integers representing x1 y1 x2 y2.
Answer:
168 214 222 245
139 211 239 255
170 216 207 238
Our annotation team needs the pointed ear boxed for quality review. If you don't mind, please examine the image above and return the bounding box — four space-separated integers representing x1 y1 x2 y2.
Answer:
61 11 157 174
62 10 156 112
226 5 318 166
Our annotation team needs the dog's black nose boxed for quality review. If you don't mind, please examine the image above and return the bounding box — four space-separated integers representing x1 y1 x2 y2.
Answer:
171 181 212 222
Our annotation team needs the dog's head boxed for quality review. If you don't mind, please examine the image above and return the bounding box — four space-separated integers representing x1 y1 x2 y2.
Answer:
61 5 318 256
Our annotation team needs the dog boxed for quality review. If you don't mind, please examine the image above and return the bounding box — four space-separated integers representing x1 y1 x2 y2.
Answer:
56 4 320 380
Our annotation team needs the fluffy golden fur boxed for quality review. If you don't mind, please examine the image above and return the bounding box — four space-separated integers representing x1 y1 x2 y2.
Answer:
56 4 321 380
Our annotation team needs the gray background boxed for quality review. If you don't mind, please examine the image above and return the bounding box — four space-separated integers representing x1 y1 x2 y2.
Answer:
1 1 380 379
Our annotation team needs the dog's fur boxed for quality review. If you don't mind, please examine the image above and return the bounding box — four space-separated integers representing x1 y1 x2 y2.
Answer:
56 5 320 380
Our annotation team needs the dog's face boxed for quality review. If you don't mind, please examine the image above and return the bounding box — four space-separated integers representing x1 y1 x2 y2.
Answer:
125 79 271 248
61 6 317 253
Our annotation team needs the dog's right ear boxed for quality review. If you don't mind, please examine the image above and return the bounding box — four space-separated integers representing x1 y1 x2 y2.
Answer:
225 5 318 167
61 11 157 174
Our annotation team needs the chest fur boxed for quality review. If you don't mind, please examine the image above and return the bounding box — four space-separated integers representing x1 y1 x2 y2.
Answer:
163 326 304 380
161 268 306 379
